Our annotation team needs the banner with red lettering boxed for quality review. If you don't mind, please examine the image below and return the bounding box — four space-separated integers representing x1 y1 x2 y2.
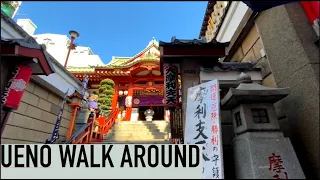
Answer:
1 65 32 110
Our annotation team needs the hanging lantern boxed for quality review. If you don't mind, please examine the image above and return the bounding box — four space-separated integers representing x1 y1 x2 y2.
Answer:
124 90 128 95
119 91 124 96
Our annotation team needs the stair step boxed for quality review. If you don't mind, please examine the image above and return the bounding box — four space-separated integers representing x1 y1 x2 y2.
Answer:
108 130 168 133
108 132 168 135
105 136 168 141
92 139 171 144
118 121 167 124
95 120 171 144
112 126 168 129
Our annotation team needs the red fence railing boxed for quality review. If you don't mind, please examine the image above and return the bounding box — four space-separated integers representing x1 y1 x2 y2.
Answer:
65 108 119 144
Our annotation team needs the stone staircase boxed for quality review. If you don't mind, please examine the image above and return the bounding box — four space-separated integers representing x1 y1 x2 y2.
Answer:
93 121 171 144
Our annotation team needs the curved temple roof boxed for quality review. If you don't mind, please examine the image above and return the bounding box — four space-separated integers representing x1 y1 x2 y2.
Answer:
68 38 160 73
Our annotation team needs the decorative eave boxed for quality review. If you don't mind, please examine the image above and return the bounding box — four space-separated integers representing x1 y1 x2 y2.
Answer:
1 37 54 75
160 37 229 74
105 38 160 67
94 59 159 69
200 62 261 72
67 66 95 73
159 37 229 59
221 83 290 110
125 38 159 64
160 38 230 47
198 1 230 40
1 10 82 86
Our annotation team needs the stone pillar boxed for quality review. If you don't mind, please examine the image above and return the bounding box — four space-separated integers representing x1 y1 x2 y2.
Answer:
221 73 305 179
180 59 200 130
254 3 319 178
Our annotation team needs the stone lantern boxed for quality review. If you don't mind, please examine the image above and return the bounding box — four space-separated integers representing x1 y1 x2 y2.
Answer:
221 72 305 179
67 90 84 139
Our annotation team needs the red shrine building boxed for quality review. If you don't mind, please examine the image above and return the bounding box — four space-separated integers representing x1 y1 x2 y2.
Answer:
68 38 178 122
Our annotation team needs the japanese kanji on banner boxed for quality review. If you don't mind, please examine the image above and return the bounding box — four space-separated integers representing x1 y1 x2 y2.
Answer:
1 65 33 110
184 79 224 179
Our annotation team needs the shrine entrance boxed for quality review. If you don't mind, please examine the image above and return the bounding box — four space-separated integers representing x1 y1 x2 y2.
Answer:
138 106 165 121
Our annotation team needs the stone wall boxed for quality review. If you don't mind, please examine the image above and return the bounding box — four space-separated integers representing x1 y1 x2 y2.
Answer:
227 22 293 138
226 3 319 178
254 3 319 178
1 80 73 144
230 24 276 88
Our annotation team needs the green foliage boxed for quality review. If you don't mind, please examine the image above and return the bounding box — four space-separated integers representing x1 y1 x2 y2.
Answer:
98 79 115 111
1 1 12 6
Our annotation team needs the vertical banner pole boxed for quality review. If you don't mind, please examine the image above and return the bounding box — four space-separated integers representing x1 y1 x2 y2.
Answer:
45 89 69 144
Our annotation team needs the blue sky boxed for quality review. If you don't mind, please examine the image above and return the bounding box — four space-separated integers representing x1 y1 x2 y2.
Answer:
15 2 207 64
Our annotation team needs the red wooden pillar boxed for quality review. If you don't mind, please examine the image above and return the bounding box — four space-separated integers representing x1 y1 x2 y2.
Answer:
111 81 119 109
125 81 134 121
66 107 78 140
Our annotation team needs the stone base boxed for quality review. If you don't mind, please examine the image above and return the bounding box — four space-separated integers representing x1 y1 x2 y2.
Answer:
233 132 305 179
146 116 153 121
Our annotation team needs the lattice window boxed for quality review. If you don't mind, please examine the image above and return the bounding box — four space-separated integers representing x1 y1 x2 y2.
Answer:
251 108 270 123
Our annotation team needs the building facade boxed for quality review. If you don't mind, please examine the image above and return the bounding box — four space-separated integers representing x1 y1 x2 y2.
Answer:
15 18 105 67
199 1 319 178
1 10 82 144
68 38 173 122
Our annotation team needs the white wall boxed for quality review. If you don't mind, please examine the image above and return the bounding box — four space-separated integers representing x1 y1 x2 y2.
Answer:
1 18 22 38
1 16 81 96
216 1 249 43
33 34 69 65
33 34 104 67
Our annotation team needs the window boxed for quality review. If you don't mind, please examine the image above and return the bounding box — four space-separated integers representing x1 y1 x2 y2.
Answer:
251 108 269 123
234 111 242 127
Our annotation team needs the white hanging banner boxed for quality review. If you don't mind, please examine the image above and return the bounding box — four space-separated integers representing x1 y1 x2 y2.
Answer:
184 79 224 179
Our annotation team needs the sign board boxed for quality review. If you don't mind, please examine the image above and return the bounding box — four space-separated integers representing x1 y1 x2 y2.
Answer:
184 79 224 179
164 65 179 107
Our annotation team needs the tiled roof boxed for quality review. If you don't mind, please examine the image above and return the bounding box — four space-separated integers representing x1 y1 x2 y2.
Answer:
200 62 261 72
106 57 131 67
159 37 230 47
101 38 160 68
199 1 230 40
